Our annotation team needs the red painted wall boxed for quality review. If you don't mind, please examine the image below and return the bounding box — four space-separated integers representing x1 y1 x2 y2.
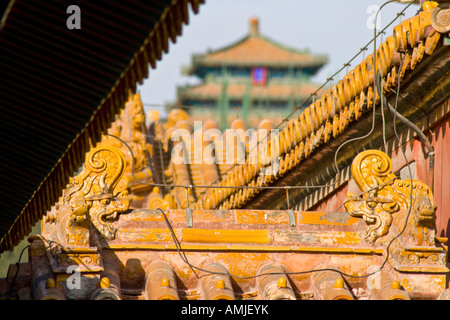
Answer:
428 113 450 243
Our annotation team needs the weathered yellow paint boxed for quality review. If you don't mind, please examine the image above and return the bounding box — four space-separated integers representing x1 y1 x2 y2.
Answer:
235 210 292 224
401 278 412 292
397 266 450 273
105 244 169 250
171 210 234 223
120 209 169 222
330 254 381 277
182 228 271 244
105 244 383 254
161 252 209 279
273 230 361 245
332 232 361 245
295 247 383 254
298 211 359 226
119 228 180 242
226 245 293 252
122 209 360 226
214 252 272 279
428 275 447 291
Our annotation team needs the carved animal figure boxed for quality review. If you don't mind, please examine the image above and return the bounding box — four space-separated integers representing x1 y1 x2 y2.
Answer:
345 150 436 245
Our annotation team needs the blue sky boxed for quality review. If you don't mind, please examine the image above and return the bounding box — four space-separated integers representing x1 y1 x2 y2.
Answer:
137 0 419 115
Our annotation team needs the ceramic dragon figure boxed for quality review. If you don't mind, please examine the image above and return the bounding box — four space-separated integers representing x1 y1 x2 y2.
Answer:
48 143 130 246
344 150 436 246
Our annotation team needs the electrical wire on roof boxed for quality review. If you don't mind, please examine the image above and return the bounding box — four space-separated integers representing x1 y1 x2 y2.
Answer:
150 53 416 282
13 50 421 295
5 2 440 301
216 0 415 189
105 75 413 282
101 0 422 206
7 2 426 296
101 1 421 282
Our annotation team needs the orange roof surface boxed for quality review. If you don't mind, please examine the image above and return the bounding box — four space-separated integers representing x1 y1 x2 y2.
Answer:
191 18 327 68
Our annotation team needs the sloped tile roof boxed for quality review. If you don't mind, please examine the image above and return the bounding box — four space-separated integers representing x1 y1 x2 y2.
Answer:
190 5 450 211
195 35 328 68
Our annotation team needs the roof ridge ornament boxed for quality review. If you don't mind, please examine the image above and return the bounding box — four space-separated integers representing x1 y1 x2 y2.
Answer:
344 150 436 247
249 16 259 37
56 143 130 246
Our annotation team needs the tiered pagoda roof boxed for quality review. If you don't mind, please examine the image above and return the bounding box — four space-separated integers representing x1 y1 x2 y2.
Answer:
177 17 328 121
186 17 328 76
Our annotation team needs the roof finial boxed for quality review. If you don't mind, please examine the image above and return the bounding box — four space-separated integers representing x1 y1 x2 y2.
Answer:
249 17 259 37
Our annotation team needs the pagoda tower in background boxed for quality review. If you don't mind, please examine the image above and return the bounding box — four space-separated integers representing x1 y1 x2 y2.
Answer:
175 17 328 129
